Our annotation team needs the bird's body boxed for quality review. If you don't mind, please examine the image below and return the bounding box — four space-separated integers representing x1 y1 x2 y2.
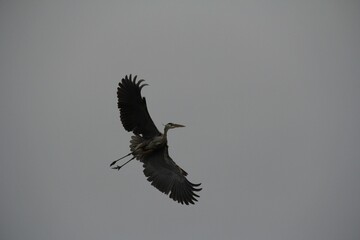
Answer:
130 134 166 160
111 75 201 205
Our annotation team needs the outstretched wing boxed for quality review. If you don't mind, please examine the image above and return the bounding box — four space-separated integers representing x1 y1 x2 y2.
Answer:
117 75 160 138
142 146 202 205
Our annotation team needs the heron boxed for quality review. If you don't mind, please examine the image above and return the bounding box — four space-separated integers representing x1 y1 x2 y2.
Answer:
110 75 201 205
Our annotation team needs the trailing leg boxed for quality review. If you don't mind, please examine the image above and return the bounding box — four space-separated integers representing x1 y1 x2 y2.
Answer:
110 153 132 167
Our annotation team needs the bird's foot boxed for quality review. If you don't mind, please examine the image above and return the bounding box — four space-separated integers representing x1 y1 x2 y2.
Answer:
112 165 122 171
110 160 118 167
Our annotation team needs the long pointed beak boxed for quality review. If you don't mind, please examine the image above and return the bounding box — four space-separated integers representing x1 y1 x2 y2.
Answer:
173 123 185 128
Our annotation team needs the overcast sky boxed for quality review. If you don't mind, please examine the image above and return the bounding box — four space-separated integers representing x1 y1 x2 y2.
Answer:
1 1 360 240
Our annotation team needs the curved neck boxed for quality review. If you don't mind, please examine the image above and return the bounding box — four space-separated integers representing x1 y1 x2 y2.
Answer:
163 125 170 138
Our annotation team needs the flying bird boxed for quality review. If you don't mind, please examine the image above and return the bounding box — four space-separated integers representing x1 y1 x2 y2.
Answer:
110 75 201 205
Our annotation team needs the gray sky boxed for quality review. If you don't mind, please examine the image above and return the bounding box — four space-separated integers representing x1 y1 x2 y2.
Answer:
1 1 360 239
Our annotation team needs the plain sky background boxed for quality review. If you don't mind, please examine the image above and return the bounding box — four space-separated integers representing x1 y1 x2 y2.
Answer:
1 1 360 239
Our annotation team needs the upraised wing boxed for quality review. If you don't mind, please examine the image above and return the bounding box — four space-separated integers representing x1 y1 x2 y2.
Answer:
117 75 160 138
142 146 202 205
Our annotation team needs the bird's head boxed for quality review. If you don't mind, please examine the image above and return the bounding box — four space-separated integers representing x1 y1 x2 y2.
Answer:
164 122 185 132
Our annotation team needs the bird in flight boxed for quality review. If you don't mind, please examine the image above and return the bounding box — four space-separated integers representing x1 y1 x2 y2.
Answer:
110 75 201 205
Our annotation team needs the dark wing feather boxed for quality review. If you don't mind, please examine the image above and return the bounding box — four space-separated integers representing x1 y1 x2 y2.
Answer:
117 75 160 138
142 146 202 205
